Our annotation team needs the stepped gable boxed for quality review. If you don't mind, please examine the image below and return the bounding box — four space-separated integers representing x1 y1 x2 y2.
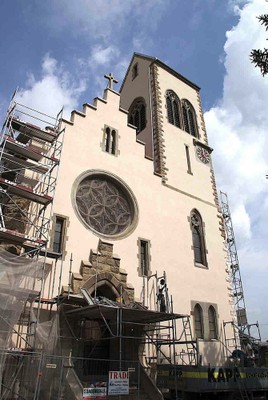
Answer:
71 239 135 303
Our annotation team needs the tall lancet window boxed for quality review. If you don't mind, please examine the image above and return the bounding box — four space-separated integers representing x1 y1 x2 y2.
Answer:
208 305 218 339
166 90 181 128
194 303 204 339
182 99 198 138
191 209 207 266
128 98 146 133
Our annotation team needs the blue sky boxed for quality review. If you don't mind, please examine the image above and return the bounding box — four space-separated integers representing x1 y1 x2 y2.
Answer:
1 0 268 340
0 0 239 112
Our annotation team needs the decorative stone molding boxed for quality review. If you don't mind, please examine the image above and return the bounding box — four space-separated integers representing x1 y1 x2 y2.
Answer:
210 166 219 208
196 91 208 145
209 166 225 239
150 63 167 182
71 239 135 303
194 93 222 236
218 212 226 240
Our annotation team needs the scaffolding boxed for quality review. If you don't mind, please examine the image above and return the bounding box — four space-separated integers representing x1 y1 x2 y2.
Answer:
0 96 64 254
0 276 199 400
60 288 197 400
220 191 261 356
0 96 64 380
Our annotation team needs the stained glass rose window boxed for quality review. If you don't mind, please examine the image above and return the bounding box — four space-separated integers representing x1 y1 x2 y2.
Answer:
74 172 138 238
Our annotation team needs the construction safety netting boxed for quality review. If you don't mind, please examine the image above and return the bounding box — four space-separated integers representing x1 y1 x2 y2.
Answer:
0 248 50 387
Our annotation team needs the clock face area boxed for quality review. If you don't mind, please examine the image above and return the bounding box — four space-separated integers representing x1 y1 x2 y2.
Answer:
196 146 210 164
73 171 138 239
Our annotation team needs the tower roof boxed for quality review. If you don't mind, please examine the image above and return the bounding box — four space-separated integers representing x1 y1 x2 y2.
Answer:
120 52 201 92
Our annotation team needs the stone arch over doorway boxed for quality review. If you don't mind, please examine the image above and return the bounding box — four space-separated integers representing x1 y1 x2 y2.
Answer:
71 239 135 303
83 271 131 303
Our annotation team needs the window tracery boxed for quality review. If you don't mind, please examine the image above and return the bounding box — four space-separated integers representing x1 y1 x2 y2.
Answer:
74 172 138 239
128 98 146 133
166 90 181 128
182 99 198 137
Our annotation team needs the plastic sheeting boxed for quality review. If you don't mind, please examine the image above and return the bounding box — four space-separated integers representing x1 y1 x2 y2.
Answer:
35 313 59 354
0 248 50 388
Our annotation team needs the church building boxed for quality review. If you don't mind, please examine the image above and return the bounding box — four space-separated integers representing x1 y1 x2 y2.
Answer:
49 52 232 360
0 53 237 399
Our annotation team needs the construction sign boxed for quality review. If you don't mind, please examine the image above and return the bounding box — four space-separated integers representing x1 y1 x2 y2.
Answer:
108 371 129 395
83 386 107 399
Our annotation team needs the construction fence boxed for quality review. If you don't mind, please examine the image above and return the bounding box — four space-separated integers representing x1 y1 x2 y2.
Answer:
0 350 144 400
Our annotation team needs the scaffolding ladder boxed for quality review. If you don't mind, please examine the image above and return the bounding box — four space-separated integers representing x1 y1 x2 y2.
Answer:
220 191 248 330
144 271 197 367
220 192 261 354
181 316 197 365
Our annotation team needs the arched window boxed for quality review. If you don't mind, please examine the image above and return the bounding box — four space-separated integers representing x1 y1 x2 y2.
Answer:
194 304 204 339
128 98 146 133
105 127 111 152
208 306 218 339
104 125 117 155
166 90 181 128
182 100 198 137
190 209 207 266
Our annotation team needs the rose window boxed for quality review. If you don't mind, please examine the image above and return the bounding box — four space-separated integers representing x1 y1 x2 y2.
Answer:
75 174 136 237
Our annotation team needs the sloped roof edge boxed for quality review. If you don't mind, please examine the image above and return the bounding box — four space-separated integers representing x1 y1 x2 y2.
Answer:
120 52 200 92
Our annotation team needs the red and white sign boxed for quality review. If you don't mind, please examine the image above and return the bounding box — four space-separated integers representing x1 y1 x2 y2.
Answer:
108 371 129 395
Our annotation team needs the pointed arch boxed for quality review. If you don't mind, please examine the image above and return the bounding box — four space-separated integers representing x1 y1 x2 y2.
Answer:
182 99 199 137
166 90 181 128
194 303 204 339
190 209 207 267
83 272 131 304
128 97 146 133
208 305 218 339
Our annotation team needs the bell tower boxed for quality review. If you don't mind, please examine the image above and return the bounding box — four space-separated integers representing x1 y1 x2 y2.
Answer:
120 53 219 208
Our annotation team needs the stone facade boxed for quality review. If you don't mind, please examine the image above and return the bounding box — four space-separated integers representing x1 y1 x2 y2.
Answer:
71 239 135 303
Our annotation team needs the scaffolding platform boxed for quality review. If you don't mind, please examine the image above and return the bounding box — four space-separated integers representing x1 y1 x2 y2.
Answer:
3 136 58 163
0 227 47 246
9 115 58 143
1 152 49 174
23 243 62 259
0 178 53 205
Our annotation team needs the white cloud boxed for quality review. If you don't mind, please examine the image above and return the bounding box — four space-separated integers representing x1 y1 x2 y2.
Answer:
85 44 129 96
206 0 268 201
26 1 169 104
90 45 120 66
205 0 268 338
42 55 58 75
16 54 87 122
232 203 251 240
227 0 251 13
